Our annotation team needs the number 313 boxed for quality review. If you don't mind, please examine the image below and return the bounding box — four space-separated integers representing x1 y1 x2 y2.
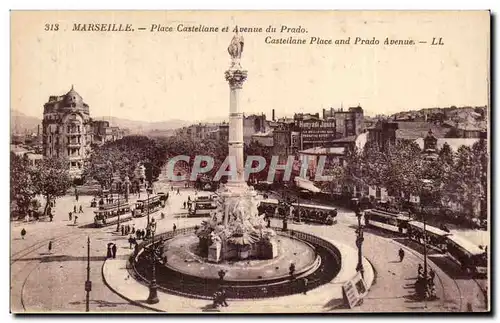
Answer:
44 24 59 31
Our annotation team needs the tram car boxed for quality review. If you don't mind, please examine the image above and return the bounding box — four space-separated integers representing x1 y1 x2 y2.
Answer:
291 203 337 225
94 201 132 227
132 195 166 217
406 220 451 253
445 234 487 277
364 208 412 234
188 199 218 216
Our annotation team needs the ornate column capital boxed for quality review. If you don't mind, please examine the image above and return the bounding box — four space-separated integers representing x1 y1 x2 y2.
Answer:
225 69 248 89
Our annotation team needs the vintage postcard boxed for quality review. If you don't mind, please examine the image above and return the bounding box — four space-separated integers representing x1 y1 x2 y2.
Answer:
10 10 490 314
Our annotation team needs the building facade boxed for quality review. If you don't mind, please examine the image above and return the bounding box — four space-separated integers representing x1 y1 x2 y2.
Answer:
42 86 92 178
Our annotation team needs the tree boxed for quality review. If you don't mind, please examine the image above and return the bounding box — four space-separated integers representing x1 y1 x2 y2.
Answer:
83 136 170 188
31 157 72 215
10 153 35 218
444 141 487 219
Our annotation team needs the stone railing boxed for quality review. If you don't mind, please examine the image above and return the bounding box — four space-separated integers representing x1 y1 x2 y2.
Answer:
129 226 343 300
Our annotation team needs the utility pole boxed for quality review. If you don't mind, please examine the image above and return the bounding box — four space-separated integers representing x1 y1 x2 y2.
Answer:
85 236 92 312
116 185 121 232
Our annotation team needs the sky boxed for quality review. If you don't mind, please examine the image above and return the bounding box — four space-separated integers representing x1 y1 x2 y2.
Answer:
11 11 489 122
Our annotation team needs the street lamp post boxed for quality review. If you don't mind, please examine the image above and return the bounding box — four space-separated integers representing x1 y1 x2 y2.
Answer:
116 183 121 232
84 236 92 312
146 187 151 227
146 221 159 304
354 198 365 279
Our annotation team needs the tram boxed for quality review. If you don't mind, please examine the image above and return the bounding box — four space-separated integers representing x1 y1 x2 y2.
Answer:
364 208 412 234
94 201 132 227
257 199 281 216
406 220 451 252
292 203 337 225
133 195 166 217
188 200 218 216
257 199 337 225
445 234 487 277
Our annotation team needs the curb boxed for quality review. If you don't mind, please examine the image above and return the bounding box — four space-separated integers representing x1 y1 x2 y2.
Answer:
101 258 164 313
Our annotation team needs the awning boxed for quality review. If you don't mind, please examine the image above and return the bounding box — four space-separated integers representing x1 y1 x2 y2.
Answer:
295 177 321 193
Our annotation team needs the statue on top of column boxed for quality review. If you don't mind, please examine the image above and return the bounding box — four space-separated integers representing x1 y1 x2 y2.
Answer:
227 27 244 60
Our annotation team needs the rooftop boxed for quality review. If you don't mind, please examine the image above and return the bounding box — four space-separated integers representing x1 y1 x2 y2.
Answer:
414 137 481 152
395 122 449 139
299 146 345 156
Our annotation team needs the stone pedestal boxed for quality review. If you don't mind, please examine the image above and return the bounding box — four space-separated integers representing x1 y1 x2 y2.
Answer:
208 243 222 263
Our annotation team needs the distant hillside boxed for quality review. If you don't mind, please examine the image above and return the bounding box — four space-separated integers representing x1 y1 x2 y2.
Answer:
11 110 41 134
93 116 192 134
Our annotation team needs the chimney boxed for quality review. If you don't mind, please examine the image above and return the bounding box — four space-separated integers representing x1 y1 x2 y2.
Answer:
323 108 326 119
272 109 275 121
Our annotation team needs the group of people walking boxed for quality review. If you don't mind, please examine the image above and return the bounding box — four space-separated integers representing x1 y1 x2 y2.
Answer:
213 288 229 308
120 223 134 236
415 264 437 300
106 243 118 259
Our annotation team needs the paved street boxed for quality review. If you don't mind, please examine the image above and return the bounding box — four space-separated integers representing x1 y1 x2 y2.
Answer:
10 181 488 313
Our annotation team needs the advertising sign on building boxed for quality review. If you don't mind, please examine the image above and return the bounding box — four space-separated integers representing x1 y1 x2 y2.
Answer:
297 120 336 147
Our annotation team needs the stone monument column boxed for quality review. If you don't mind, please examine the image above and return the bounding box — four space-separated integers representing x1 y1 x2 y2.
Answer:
225 29 247 185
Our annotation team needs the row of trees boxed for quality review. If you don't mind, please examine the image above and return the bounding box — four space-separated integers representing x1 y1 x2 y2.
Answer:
318 139 488 219
82 136 169 189
84 133 275 187
11 153 72 218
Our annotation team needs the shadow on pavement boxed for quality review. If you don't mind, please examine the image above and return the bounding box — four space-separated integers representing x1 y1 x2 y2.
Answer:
69 299 132 308
79 223 96 229
12 254 108 263
348 225 399 239
393 238 472 280
323 298 349 311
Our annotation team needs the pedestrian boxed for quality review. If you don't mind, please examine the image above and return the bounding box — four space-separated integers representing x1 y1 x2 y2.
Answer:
76 194 79 202
267 218 271 228
213 291 221 308
74 205 77 213
183 201 186 209
49 213 54 222
48 241 53 253
121 225 125 236
302 277 309 295
161 212 165 220
398 248 405 262
173 223 177 232
177 188 180 195
132 224 136 234
74 215 78 225
128 236 134 249
69 212 73 221
418 263 423 275
106 244 113 258
429 268 436 281
111 244 117 259
79 205 83 213
21 228 26 239
188 196 191 202
220 288 229 307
